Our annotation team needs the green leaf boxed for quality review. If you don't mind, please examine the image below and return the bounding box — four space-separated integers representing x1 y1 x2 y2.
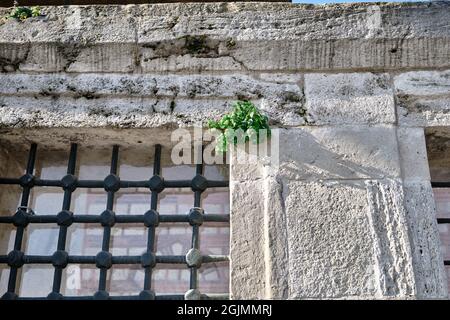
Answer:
207 100 271 152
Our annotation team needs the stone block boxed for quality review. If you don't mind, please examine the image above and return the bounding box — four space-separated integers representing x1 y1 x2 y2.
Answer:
397 97 450 127
0 73 307 127
230 180 266 299
397 127 431 182
278 126 401 180
284 179 415 298
402 181 448 298
395 70 450 97
304 73 395 125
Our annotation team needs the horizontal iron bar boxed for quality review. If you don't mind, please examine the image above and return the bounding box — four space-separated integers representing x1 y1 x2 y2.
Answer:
445 260 450 266
437 218 450 224
201 293 230 300
431 182 450 188
0 178 229 189
0 178 20 184
0 254 229 265
0 214 229 224
15 293 228 300
202 255 230 263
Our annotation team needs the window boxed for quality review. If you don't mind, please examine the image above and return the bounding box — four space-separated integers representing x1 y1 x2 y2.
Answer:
426 129 450 292
0 143 229 300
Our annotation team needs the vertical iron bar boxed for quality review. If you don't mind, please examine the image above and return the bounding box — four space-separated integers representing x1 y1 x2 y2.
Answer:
144 144 161 291
51 144 77 294
7 143 37 294
190 161 203 290
98 145 119 292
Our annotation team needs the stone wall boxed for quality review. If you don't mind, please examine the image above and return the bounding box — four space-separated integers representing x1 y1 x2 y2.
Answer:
0 2 449 299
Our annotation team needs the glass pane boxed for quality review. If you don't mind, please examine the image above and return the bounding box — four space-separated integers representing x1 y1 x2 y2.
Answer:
153 264 190 294
19 265 53 297
159 188 193 215
203 187 229 215
110 224 147 256
24 225 58 255
434 188 450 219
29 187 64 215
0 266 9 294
66 224 103 255
156 224 191 256
432 188 450 293
72 189 107 215
200 223 229 256
61 264 98 296
115 189 150 215
199 261 229 294
108 264 144 296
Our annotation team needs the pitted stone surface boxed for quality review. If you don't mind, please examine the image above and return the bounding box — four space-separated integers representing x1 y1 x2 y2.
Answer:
230 180 266 299
397 127 431 182
394 70 450 97
304 73 395 125
284 180 378 298
284 179 416 298
0 73 305 128
402 182 449 298
0 3 449 72
397 97 450 127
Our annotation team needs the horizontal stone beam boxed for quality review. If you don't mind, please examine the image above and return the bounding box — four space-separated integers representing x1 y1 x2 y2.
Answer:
0 2 448 72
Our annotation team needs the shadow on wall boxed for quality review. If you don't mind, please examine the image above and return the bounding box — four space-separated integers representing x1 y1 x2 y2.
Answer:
278 127 397 184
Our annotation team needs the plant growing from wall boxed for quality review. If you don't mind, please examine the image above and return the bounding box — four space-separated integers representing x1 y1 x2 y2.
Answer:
9 6 41 21
208 100 271 153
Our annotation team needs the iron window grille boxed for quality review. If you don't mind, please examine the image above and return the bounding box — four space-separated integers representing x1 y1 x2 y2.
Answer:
0 143 229 300
431 181 450 267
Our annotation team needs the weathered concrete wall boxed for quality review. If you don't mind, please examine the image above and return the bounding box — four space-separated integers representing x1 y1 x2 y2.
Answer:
0 2 449 299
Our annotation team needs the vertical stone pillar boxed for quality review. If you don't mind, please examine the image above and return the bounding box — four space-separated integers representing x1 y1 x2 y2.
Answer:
397 127 448 298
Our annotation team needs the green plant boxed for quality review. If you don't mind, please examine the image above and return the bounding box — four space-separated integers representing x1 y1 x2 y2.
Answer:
9 6 40 21
208 100 271 153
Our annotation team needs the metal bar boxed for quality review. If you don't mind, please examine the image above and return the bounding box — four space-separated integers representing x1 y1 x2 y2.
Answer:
13 293 230 300
0 178 20 184
0 216 13 223
431 181 450 188
190 161 204 291
98 145 119 292
7 143 37 296
201 255 230 263
437 218 450 224
0 213 230 224
24 255 53 264
74 180 104 188
67 256 96 264
143 144 161 291
155 295 185 300
204 180 229 188
34 179 63 187
52 143 77 294
155 255 186 264
1 178 228 189
0 254 224 265
119 180 149 188
163 180 192 188
200 293 230 300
